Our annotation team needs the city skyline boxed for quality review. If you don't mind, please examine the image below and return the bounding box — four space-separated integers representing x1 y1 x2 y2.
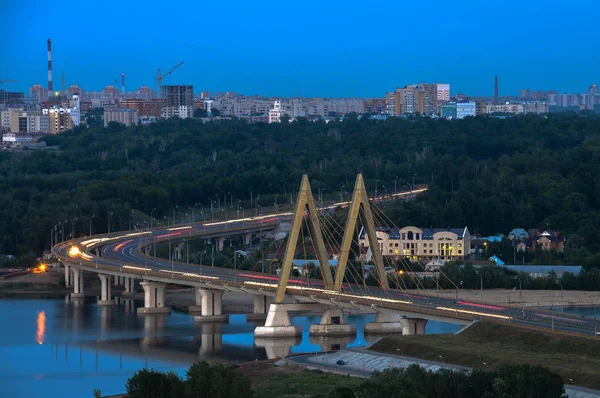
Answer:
2 0 599 98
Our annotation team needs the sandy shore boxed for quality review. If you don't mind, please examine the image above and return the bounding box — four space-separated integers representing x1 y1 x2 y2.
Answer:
407 288 600 308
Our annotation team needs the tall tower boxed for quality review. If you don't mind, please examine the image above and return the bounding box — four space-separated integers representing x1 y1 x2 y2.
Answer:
494 76 499 104
47 39 53 94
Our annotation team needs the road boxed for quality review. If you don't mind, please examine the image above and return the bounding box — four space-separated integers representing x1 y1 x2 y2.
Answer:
52 200 600 336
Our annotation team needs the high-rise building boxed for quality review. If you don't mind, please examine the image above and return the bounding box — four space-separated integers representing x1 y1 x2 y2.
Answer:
160 85 194 118
122 99 162 118
44 107 74 133
29 85 47 102
435 84 450 102
268 100 284 123
456 102 476 118
0 90 25 105
104 108 138 127
589 84 599 95
199 91 212 99
519 89 532 99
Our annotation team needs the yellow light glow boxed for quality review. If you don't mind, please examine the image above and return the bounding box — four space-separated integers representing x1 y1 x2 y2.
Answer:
122 265 151 272
36 311 46 345
435 306 512 320
167 226 192 231
68 246 81 257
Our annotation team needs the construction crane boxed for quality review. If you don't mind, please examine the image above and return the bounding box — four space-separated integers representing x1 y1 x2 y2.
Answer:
155 61 184 98
0 80 17 86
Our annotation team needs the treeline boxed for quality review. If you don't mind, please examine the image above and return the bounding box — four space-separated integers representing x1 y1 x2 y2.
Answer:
390 262 600 292
333 363 566 398
1 112 600 269
119 361 566 398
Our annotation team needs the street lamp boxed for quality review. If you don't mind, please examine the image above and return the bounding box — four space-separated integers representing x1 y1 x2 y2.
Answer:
514 276 522 301
249 189 253 206
150 208 156 228
412 173 417 191
394 176 398 193
374 179 379 196
129 209 134 231
476 270 483 291
172 205 178 224
107 212 113 233
191 202 200 223
89 214 95 236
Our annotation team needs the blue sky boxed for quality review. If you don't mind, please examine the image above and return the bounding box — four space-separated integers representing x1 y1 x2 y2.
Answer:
1 0 598 98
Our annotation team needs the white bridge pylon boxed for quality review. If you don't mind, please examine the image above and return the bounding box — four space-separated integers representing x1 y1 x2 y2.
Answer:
274 174 389 304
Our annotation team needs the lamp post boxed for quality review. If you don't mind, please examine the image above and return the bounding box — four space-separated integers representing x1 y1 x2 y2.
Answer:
340 185 344 203
89 214 95 236
192 202 200 223
374 179 379 196
514 276 522 301
71 217 77 239
172 205 178 224
476 270 483 291
150 208 156 229
129 209 134 231
394 176 398 193
431 169 436 183
61 219 67 242
412 173 417 191
249 189 253 206
108 212 113 233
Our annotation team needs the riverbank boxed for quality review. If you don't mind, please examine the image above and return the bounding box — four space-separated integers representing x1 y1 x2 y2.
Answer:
409 288 600 308
369 321 600 390
0 269 69 298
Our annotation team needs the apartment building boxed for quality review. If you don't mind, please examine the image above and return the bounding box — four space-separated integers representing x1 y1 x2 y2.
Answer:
104 108 138 127
358 226 471 262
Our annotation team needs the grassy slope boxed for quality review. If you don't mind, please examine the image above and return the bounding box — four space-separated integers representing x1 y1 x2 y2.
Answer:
369 321 600 389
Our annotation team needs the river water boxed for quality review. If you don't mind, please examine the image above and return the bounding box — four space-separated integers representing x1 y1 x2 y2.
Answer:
0 298 460 397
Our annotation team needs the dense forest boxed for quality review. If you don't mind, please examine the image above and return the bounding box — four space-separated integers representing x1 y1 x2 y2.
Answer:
1 112 600 268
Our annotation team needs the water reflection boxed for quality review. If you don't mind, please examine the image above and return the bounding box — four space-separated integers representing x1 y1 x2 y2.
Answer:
0 298 461 398
36 311 46 345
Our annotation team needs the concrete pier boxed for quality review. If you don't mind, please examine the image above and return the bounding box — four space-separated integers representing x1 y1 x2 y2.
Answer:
64 264 72 287
196 323 223 356
402 318 428 335
243 233 252 246
193 289 228 322
122 277 135 295
137 281 171 314
309 309 356 336
254 336 301 359
254 304 302 337
216 237 225 252
97 274 114 306
365 310 405 334
246 295 274 322
71 267 85 299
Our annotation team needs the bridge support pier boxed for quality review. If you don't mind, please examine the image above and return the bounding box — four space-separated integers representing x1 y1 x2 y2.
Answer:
71 268 85 299
254 336 301 359
216 237 225 252
246 295 273 322
243 233 252 246
193 289 228 322
196 323 223 356
365 310 406 334
309 308 356 336
402 318 428 335
98 274 114 306
64 264 72 287
254 304 302 337
122 277 135 295
137 281 171 314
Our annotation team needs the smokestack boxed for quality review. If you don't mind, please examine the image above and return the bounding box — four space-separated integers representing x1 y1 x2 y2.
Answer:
494 76 498 104
47 39 53 93
121 73 125 95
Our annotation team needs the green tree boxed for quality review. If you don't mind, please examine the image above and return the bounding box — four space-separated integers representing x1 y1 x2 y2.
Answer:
126 369 184 398
185 361 253 398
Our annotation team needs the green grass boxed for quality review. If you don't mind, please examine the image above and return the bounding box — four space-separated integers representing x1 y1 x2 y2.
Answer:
369 321 600 389
253 370 362 398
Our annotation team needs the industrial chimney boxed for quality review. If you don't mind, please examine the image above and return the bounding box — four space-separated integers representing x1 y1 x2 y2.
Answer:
47 39 53 94
121 73 125 96
494 76 499 104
